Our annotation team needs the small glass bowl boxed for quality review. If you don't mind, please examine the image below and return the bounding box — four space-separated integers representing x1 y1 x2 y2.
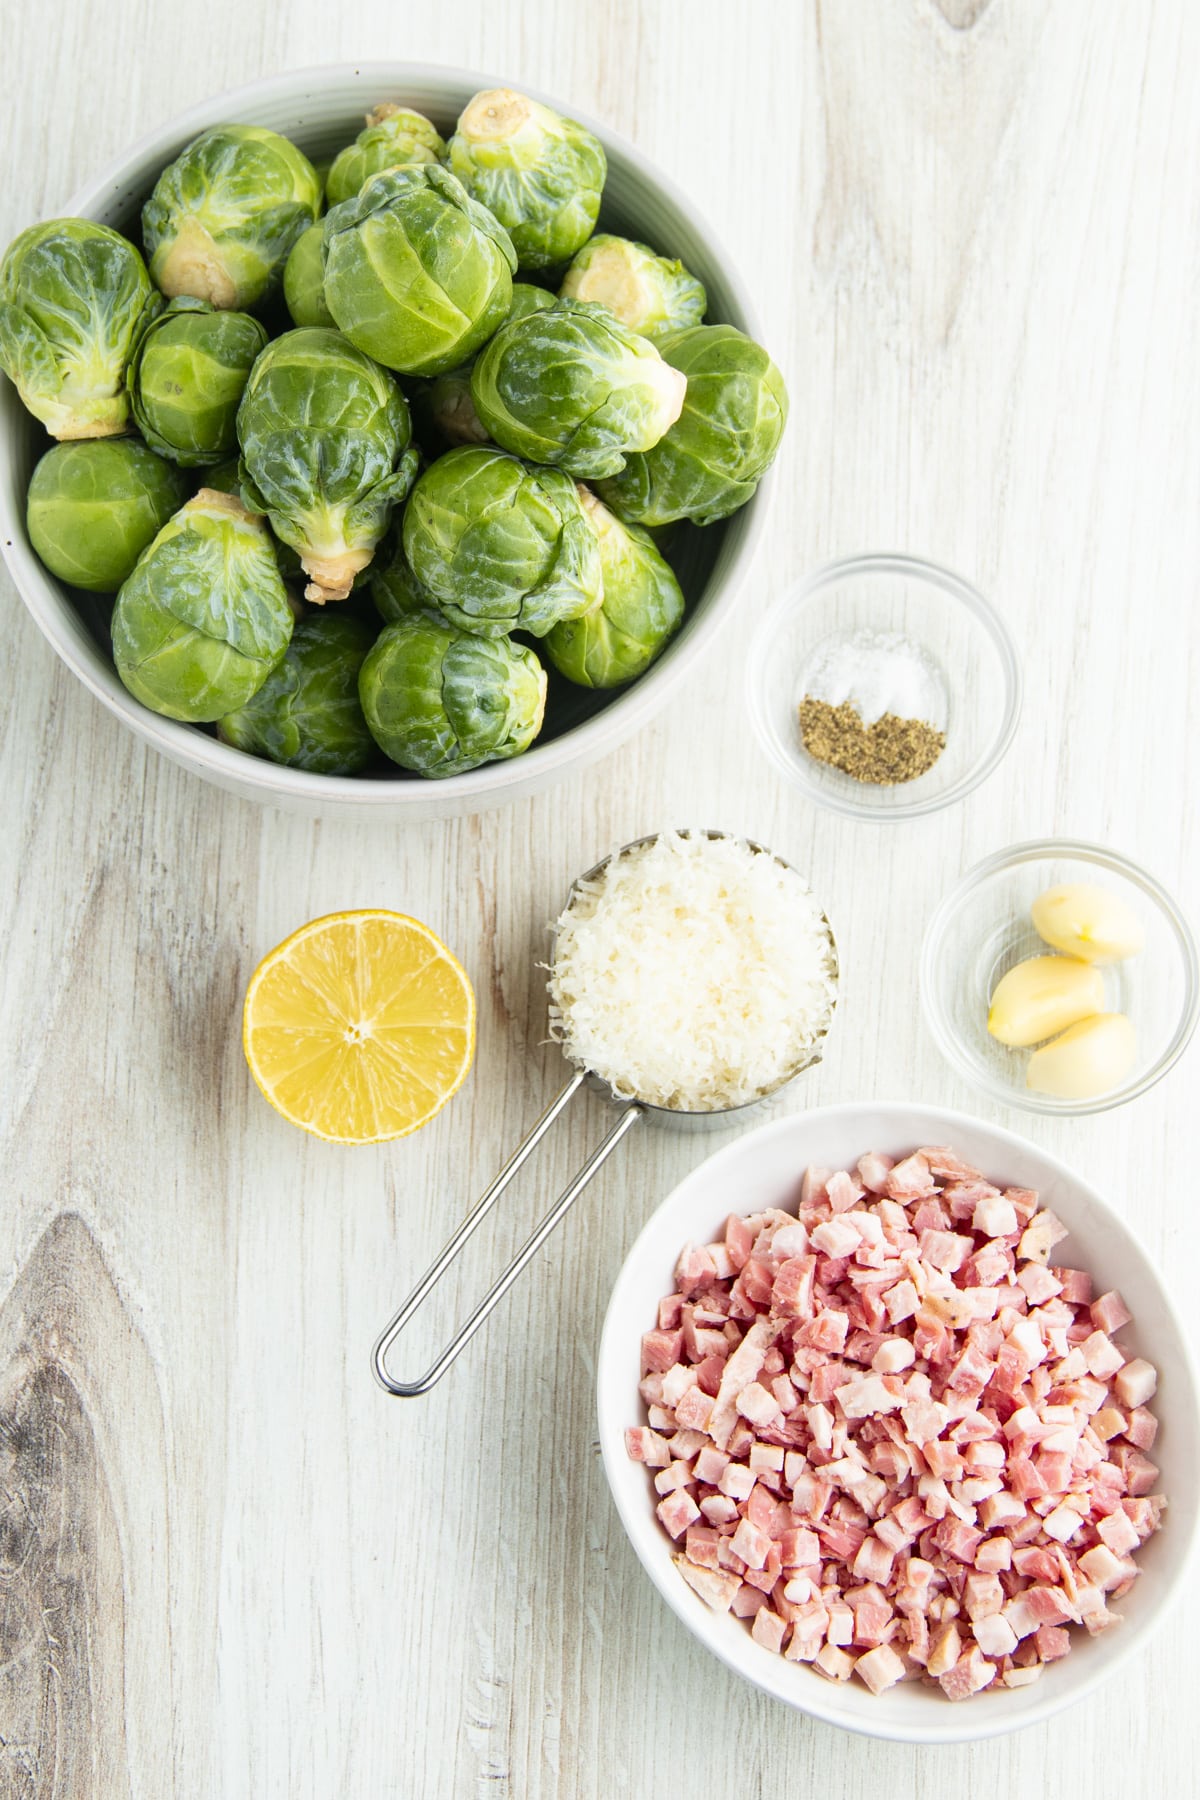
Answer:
921 840 1200 1115
746 553 1021 820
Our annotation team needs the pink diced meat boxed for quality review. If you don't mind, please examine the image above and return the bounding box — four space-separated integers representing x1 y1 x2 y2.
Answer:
630 1143 1164 1705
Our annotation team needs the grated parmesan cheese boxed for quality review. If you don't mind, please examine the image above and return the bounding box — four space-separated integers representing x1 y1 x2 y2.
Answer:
548 831 838 1111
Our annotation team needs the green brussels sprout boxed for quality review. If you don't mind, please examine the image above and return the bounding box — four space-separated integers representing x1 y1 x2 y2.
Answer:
282 224 335 328
402 446 602 638
112 488 293 721
359 617 546 777
322 164 516 377
560 235 706 343
127 297 267 467
0 219 159 439
544 488 684 688
218 613 376 774
596 324 788 526
370 533 445 625
447 89 605 271
470 298 686 479
142 125 321 311
410 283 554 448
325 104 446 207
204 456 244 498
236 327 418 603
26 438 188 592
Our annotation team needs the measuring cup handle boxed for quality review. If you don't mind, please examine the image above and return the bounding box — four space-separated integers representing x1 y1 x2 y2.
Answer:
372 1072 643 1396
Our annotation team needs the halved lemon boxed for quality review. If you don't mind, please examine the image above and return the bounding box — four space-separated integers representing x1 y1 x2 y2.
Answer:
243 910 476 1144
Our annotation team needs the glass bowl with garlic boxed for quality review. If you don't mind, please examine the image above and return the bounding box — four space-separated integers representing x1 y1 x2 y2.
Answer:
920 840 1199 1115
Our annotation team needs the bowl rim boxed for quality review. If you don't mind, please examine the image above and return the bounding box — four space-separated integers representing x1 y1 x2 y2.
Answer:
595 1097 1200 1743
0 59 769 811
744 551 1023 821
920 837 1200 1115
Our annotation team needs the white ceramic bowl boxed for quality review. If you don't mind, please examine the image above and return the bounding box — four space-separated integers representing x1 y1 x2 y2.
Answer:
597 1102 1199 1743
0 64 769 819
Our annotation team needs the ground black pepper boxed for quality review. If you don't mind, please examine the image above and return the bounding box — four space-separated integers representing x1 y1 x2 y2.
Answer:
798 698 946 785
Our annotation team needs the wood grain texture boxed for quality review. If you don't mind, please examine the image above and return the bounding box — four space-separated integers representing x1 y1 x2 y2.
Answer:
1 2 1198 1796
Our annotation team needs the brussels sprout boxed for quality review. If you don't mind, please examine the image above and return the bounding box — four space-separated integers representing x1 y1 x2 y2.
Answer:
127 297 267 467
325 104 446 207
282 224 334 328
237 327 418 603
359 617 546 777
410 283 554 448
544 489 684 687
111 488 293 721
204 456 244 498
322 164 516 377
218 613 376 774
26 438 187 592
370 533 445 625
142 125 321 311
402 446 601 638
447 89 605 271
470 298 686 479
596 324 788 526
0 220 159 438
560 235 706 343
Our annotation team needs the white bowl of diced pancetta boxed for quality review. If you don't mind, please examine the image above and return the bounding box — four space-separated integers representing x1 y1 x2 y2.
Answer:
597 1102 1199 1742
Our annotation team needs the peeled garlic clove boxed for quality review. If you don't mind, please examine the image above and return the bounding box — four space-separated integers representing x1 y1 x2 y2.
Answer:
987 955 1106 1048
1031 883 1145 964
1026 1013 1137 1099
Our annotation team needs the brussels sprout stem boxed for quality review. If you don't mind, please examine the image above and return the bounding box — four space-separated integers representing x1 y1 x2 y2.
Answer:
302 547 373 605
458 89 535 144
155 217 238 309
365 102 401 127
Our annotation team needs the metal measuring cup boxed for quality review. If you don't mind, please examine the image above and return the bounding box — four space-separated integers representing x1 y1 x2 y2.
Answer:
372 832 838 1396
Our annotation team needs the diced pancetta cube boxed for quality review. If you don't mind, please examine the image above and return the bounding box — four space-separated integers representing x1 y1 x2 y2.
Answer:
884 1152 935 1200
771 1255 816 1318
811 1217 863 1259
871 1336 916 1374
653 1459 695 1497
1034 1624 1071 1661
684 1525 722 1569
656 1490 700 1539
1017 1211 1068 1264
1125 1406 1158 1451
826 1169 865 1213
971 1612 1018 1658
857 1151 896 1193
974 1536 1012 1573
1002 1663 1044 1688
799 1166 832 1206
939 1645 997 1701
673 1385 714 1432
1016 1264 1063 1305
736 1381 783 1427
625 1426 672 1467
731 1517 771 1570
1050 1265 1092 1305
641 1328 685 1373
883 1279 920 1325
854 1643 906 1694
973 1196 1019 1238
1090 1289 1132 1334
1079 1331 1125 1379
919 1228 972 1273
1077 1543 1127 1590
673 1555 740 1611
660 1362 698 1407
674 1242 718 1297
718 1461 756 1501
925 1621 962 1677
979 1489 1027 1530
1114 1358 1158 1408
751 1606 789 1654
1041 1504 1086 1544
693 1444 729 1485
732 1582 769 1617
851 1534 896 1585
796 1309 849 1352
699 1494 739 1525
814 1642 857 1682
781 1527 821 1569
835 1373 903 1420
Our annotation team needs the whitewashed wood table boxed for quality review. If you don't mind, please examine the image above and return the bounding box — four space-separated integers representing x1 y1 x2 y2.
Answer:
1 3 1196 1795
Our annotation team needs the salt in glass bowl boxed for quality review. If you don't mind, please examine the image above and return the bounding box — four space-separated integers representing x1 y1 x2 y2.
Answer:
746 553 1021 821
920 839 1199 1115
